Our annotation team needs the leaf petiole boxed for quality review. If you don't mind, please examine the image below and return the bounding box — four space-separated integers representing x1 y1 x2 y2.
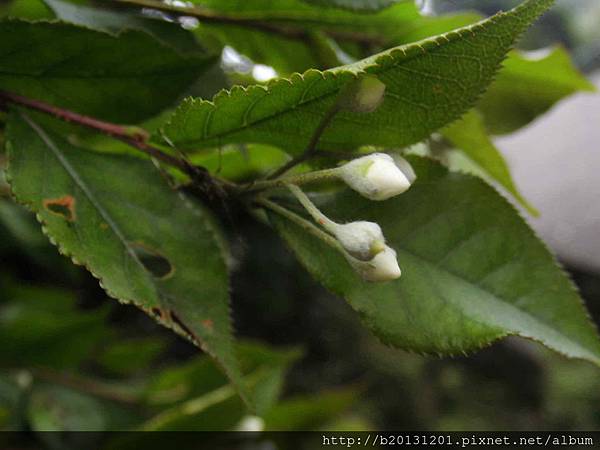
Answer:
256 196 343 252
241 167 340 193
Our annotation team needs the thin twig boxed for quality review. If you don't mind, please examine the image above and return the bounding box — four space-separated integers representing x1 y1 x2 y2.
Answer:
256 196 346 255
0 89 193 175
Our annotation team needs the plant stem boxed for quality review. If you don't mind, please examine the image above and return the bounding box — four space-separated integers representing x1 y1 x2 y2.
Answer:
0 89 193 173
106 0 384 46
287 184 336 231
256 196 343 252
0 89 238 200
242 167 339 193
0 90 227 193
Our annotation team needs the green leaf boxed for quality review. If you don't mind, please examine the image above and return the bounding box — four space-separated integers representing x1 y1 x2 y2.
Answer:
189 144 290 182
43 0 203 54
145 341 301 413
268 156 600 366
300 0 404 12
139 384 243 431
0 19 215 123
263 388 357 430
27 383 142 448
442 109 537 215
28 385 107 431
5 113 250 405
98 338 167 376
0 0 53 20
139 342 300 431
188 0 419 71
156 0 478 74
0 281 111 369
478 47 596 135
162 0 556 154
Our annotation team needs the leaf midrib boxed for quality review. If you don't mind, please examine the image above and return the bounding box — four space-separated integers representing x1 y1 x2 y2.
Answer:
20 113 160 302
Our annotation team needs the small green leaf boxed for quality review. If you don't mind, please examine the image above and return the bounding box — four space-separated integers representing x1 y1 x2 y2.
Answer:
0 19 215 123
5 113 250 405
478 47 596 135
163 0 556 154
269 156 600 366
442 110 537 215
263 388 357 430
138 342 300 431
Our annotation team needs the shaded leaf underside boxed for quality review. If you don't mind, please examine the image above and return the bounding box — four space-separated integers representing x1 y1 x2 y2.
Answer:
0 19 214 123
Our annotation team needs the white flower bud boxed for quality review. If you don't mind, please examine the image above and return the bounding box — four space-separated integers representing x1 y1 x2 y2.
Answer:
338 153 414 201
331 220 386 261
349 245 401 282
392 154 417 185
235 415 265 432
338 75 386 114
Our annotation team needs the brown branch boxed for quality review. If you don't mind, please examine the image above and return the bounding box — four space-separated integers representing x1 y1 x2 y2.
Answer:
0 89 194 175
105 0 385 46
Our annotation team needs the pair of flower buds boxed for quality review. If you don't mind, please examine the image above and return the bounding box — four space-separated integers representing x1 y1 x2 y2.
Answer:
290 152 416 282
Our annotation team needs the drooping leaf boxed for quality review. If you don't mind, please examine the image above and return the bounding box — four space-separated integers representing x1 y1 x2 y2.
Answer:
0 19 215 123
478 47 596 135
5 113 249 405
268 156 600 366
442 109 537 215
162 0 556 154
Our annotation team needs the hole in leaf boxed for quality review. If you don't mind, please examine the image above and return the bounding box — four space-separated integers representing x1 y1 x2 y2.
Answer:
43 196 76 221
131 243 173 279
